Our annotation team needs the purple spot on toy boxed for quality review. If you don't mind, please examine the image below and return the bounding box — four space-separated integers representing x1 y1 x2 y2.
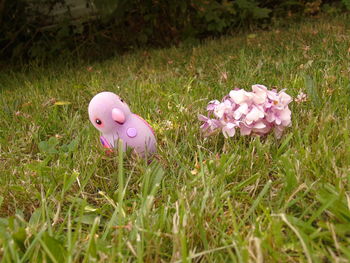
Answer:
127 128 137 138
88 91 157 156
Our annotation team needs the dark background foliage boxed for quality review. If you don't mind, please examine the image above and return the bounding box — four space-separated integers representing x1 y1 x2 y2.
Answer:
0 0 348 62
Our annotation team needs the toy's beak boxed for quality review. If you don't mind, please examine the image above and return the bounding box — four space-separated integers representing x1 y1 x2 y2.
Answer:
112 108 125 124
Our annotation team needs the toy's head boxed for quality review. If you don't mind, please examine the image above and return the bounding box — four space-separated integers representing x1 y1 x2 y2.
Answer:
88 92 132 134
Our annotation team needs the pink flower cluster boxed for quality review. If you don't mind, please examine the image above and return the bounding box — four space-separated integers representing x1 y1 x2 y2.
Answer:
199 84 292 138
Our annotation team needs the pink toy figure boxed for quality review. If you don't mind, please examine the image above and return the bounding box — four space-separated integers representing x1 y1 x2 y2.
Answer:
88 92 156 156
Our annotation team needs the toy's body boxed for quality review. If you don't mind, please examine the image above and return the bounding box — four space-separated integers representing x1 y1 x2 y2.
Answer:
88 92 156 155
99 114 156 153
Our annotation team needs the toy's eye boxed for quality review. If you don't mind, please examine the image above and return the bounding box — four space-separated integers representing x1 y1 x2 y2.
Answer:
95 119 102 125
120 98 124 103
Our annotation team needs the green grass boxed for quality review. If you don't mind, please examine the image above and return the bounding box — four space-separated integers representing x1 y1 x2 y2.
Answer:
1 14 350 262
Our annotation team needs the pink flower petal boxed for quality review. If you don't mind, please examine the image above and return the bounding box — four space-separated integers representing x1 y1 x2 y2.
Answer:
252 84 268 92
253 122 266 129
198 114 208 122
267 90 279 101
207 100 220 111
278 108 292 126
214 100 232 118
274 126 284 139
222 122 236 138
234 103 249 120
275 117 282 125
252 84 268 104
240 124 252 135
245 106 264 124
278 91 292 106
229 89 251 104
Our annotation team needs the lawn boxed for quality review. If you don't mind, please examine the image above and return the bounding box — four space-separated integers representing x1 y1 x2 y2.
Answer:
0 14 350 262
